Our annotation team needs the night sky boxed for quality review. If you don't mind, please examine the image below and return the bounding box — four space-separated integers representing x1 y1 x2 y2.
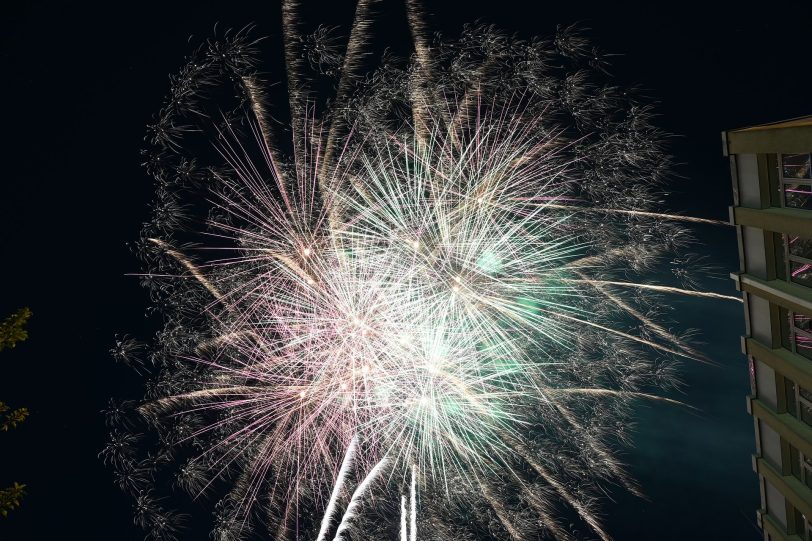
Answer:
2 1 812 539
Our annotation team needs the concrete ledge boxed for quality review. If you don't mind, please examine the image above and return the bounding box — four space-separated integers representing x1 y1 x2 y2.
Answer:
751 399 812 465
747 338 812 394
739 274 812 315
733 206 812 238
726 126 812 155
757 456 812 525
760 508 792 541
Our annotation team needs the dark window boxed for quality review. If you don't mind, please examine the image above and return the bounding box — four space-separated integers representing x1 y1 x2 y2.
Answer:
786 376 799 417
781 307 812 360
791 443 803 480
774 232 788 281
801 386 812 427
785 235 812 288
789 444 812 497
780 154 812 210
791 506 808 538
787 507 812 541
783 153 812 179
796 312 812 360
781 306 792 350
782 376 812 429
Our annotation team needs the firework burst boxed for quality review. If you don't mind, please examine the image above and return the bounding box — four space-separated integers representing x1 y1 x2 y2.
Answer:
105 4 728 540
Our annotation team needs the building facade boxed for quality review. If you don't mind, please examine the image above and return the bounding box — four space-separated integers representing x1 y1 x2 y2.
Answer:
726 117 812 540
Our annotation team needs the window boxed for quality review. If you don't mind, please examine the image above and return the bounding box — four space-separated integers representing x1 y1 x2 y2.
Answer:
780 153 812 210
791 505 812 540
786 377 798 416
789 442 812 492
784 376 812 427
781 234 812 288
801 387 812 427
781 307 812 360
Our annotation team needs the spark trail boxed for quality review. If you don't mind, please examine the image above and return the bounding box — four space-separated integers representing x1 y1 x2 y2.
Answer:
316 436 358 541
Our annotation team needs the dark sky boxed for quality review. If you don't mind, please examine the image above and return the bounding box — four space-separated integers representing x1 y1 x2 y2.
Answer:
2 1 811 539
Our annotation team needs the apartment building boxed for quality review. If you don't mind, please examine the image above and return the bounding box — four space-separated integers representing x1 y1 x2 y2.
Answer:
726 117 812 540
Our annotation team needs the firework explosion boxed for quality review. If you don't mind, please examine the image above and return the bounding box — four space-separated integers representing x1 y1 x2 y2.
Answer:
104 4 732 540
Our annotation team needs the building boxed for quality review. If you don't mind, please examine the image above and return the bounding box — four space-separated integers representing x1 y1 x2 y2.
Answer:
725 117 812 540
